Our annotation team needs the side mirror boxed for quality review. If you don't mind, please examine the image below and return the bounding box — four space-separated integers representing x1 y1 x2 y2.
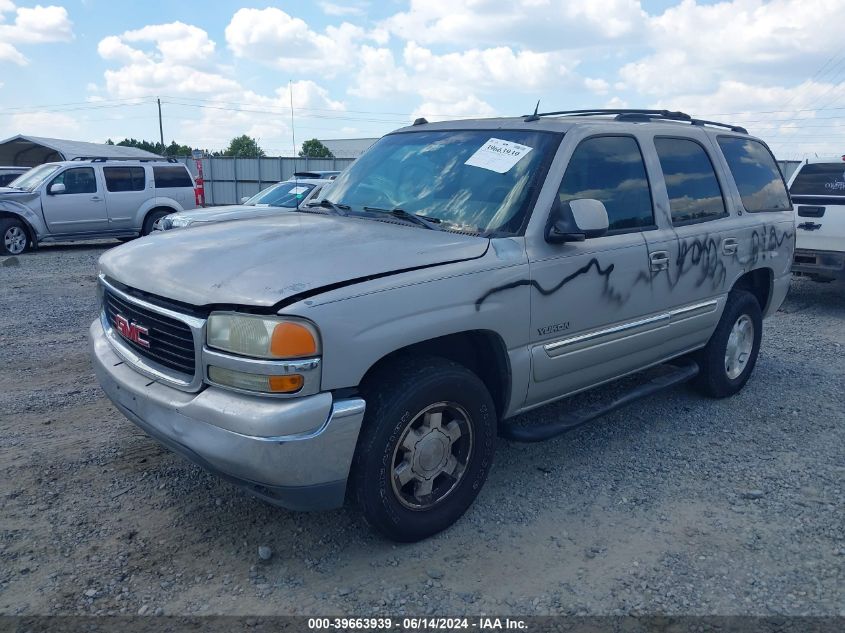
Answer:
240 196 250 204
545 198 609 243
48 182 66 195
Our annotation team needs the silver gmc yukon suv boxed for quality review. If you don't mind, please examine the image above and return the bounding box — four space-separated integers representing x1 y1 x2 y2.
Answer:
89 109 795 541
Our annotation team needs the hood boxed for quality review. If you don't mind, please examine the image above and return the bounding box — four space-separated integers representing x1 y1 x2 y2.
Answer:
0 188 39 206
100 212 489 307
175 204 291 224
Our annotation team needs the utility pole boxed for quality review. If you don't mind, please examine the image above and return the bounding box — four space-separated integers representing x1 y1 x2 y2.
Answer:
157 97 164 154
289 80 296 160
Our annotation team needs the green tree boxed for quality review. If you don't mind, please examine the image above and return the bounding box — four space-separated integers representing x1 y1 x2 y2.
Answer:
222 135 265 158
299 138 333 158
112 138 194 156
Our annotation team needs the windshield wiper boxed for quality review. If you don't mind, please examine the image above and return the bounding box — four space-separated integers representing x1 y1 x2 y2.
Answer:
305 199 350 216
363 206 442 231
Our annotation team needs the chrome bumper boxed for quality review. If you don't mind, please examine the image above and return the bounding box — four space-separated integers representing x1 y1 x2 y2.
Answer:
89 319 365 510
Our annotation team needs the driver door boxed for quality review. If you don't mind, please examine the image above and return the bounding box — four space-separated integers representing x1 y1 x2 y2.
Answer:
42 166 108 234
525 134 665 406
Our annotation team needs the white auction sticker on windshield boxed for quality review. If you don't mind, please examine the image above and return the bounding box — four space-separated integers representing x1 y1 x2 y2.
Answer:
465 138 533 173
289 186 308 195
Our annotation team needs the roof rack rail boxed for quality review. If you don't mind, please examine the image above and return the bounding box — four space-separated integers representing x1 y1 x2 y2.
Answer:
70 156 176 163
522 108 748 134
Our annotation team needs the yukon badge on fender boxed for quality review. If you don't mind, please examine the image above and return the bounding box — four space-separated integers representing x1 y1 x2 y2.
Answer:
90 109 794 542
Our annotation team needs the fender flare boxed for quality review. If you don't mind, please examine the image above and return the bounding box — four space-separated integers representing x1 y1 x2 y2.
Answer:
0 203 46 246
135 198 182 230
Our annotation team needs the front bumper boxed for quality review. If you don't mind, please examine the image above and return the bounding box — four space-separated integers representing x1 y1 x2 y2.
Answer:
791 249 845 279
89 319 365 510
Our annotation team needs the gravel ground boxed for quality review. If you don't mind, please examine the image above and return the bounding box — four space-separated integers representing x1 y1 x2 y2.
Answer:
0 241 843 617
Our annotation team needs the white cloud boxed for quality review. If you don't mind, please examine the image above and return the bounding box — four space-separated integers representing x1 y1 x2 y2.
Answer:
411 94 496 122
382 0 646 49
584 77 610 95
619 0 845 96
7 111 79 137
319 1 367 17
0 2 72 65
98 22 240 98
225 7 367 75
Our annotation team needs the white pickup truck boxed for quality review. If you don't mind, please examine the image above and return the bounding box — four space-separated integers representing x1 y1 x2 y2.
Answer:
787 157 845 281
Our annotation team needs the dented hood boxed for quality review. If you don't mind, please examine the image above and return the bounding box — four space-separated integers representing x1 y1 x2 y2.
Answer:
99 212 489 307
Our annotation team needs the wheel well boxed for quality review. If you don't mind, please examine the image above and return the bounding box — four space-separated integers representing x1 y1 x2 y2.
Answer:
360 331 512 418
732 268 772 312
144 206 176 225
0 211 36 247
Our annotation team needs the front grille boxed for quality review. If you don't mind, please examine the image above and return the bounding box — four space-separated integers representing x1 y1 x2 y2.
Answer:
104 289 196 376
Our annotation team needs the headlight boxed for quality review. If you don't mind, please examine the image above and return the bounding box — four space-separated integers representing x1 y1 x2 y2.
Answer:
169 215 194 229
207 313 319 359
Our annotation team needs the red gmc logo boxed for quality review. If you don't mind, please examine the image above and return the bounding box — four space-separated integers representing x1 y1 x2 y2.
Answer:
114 314 150 348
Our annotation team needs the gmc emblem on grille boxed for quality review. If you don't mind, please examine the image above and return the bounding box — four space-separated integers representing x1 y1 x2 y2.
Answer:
114 314 150 348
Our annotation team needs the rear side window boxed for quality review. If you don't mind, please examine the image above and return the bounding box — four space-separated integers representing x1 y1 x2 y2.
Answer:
654 137 726 224
717 137 791 212
153 166 193 189
104 167 146 192
558 136 654 232
789 163 845 196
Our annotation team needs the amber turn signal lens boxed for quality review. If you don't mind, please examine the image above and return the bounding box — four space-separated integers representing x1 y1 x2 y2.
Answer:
269 374 304 393
270 322 318 358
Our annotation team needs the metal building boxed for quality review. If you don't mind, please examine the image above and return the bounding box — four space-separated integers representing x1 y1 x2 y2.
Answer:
0 135 161 166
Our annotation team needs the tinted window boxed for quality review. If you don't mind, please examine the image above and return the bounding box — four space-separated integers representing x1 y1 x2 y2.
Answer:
558 136 654 231
51 167 97 194
717 137 791 212
0 173 21 186
153 166 193 189
789 163 845 196
654 137 726 224
104 166 146 192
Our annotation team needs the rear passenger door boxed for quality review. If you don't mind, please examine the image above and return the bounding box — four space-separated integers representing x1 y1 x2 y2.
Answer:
640 134 736 355
103 166 149 230
526 134 665 406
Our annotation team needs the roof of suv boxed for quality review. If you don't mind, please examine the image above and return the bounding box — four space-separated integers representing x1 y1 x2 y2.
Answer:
37 158 192 169
393 109 754 140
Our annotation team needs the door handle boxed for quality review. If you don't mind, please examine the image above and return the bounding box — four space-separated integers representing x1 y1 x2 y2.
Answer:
722 237 738 255
649 250 669 272
91 196 102 201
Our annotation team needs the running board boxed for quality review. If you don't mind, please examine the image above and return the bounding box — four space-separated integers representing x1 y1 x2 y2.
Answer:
500 359 700 443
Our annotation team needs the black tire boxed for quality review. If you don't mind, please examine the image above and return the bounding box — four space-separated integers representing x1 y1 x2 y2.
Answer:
691 290 762 398
351 356 497 542
1 217 30 255
141 209 170 236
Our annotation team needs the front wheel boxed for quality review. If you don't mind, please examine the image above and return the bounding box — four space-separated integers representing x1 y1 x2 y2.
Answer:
692 289 762 398
351 356 497 542
1 218 29 255
141 210 170 236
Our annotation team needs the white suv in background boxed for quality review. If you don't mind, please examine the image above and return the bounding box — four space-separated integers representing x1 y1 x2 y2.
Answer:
787 157 845 282
0 158 196 255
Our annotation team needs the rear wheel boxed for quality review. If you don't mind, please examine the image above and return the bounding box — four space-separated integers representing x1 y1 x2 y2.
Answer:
352 356 497 542
692 290 762 398
1 218 29 255
141 209 170 236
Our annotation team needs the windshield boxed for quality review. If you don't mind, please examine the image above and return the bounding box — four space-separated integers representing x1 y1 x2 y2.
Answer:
789 163 845 196
245 181 316 207
8 164 61 191
323 129 560 235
